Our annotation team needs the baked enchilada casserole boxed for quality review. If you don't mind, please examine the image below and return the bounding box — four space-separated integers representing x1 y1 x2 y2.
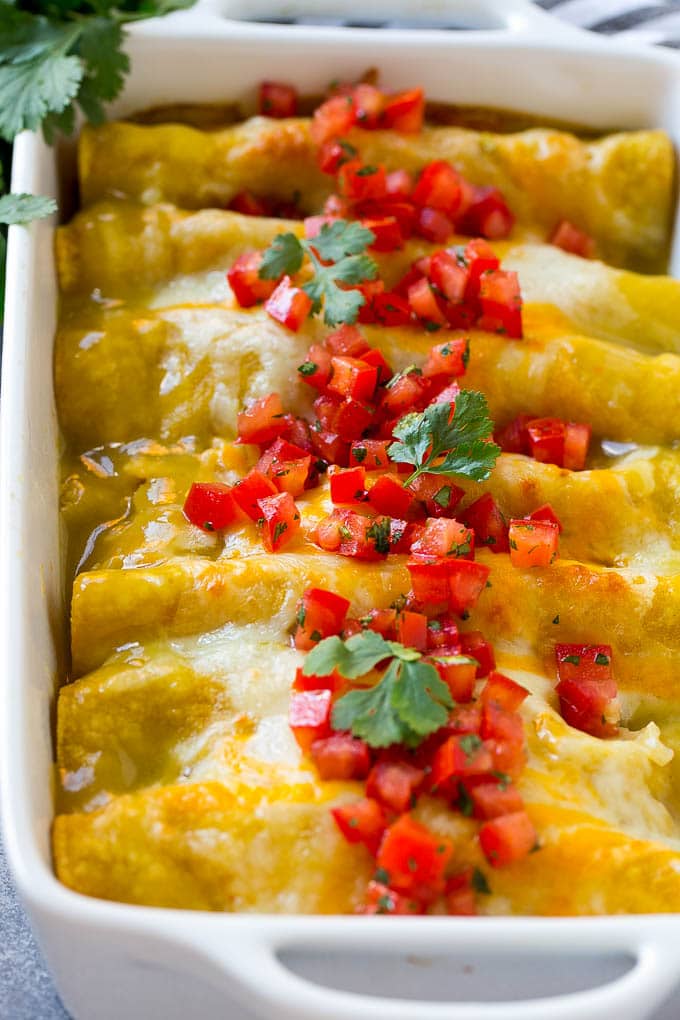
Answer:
53 81 680 916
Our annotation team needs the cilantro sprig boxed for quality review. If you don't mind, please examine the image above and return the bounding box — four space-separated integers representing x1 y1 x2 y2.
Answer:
0 0 196 143
388 389 500 486
303 630 453 748
259 220 378 326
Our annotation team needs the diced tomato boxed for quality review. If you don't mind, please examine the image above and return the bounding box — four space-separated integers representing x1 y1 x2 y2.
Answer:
311 94 356 146
382 87 424 133
409 473 464 517
481 671 530 711
304 214 339 240
257 491 300 552
380 370 428 417
386 168 414 197
370 290 413 327
237 392 291 445
429 654 478 701
356 196 416 237
477 269 523 339
231 470 278 520
479 811 537 868
256 438 313 494
459 493 509 553
563 422 591 471
407 559 451 604
410 518 474 560
293 665 343 693
457 186 514 240
508 519 559 568
526 418 565 466
293 587 351 651
471 782 524 820
332 798 387 855
352 82 385 128
329 465 367 505
265 275 313 331
422 337 470 380
447 560 491 615
183 482 236 532
427 614 460 650
298 344 333 391
555 643 619 738
362 216 403 253
367 473 414 518
415 207 455 244
341 618 364 639
259 80 298 118
314 393 375 441
395 610 428 651
377 814 453 896
528 502 563 532
227 251 277 308
494 413 532 455
287 416 314 453
408 278 448 327
360 347 393 385
463 239 500 300
328 356 378 402
426 252 468 309
337 161 387 202
393 265 425 299
355 278 386 324
325 324 370 358
309 426 350 467
459 631 496 678
349 439 392 470
362 607 397 638
317 140 353 175
412 161 462 216
289 689 332 753
361 881 422 915
480 701 524 747
431 735 493 786
311 733 371 780
367 760 425 813
549 220 595 259
427 380 461 410
445 870 478 916
314 509 391 561
229 191 271 217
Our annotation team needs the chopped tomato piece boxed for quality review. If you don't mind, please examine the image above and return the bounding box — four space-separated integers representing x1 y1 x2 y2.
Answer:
265 275 313 331
328 356 378 402
227 251 277 308
526 417 565 465
337 161 387 202
349 439 392 470
386 168 414 196
494 413 532 455
563 422 591 471
480 671 530 711
314 393 375 440
447 560 491 615
362 881 422 915
555 643 619 737
480 701 524 746
355 278 386 324
317 141 353 175
293 665 343 693
479 811 537 867
460 493 509 553
367 473 414 518
309 427 350 467
329 465 367 505
362 216 403 253
258 80 298 118
237 392 291 445
408 278 448 326
360 347 393 385
257 491 300 552
428 249 469 304
256 436 312 484
471 782 524 820
429 654 478 701
351 83 385 128
229 191 271 217
415 206 455 244
462 238 500 299
314 509 391 561
550 220 595 258
422 337 470 379
304 214 340 239
298 343 333 391
232 469 278 521
427 614 460 651
412 160 462 216
445 870 478 915
377 814 453 896
459 631 496 678
183 482 236 532
293 587 351 651
394 610 428 652
380 370 428 417
528 503 563 532
382 87 425 133
457 186 514 240
431 734 494 786
325 324 370 358
370 290 413 327
289 689 332 753
410 518 474 560
366 760 425 813
508 519 559 568
311 94 356 146
311 733 371 780
362 607 397 638
409 473 464 517
332 798 387 855
477 269 523 338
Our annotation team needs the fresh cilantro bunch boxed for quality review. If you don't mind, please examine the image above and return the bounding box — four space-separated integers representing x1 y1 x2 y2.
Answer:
388 389 500 485
259 219 379 326
0 0 196 143
303 629 454 748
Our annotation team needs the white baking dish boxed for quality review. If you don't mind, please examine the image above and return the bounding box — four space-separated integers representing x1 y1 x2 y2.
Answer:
3 3 680 1017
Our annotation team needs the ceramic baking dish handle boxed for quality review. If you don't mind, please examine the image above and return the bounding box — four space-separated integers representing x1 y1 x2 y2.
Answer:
191 927 680 1020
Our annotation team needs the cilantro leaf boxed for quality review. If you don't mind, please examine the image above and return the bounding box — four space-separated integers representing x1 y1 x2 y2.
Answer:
388 389 500 485
310 219 375 262
0 50 82 142
0 193 56 225
259 232 305 280
303 630 392 680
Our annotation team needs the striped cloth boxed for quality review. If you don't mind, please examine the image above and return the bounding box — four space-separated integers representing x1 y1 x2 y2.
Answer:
536 0 680 45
